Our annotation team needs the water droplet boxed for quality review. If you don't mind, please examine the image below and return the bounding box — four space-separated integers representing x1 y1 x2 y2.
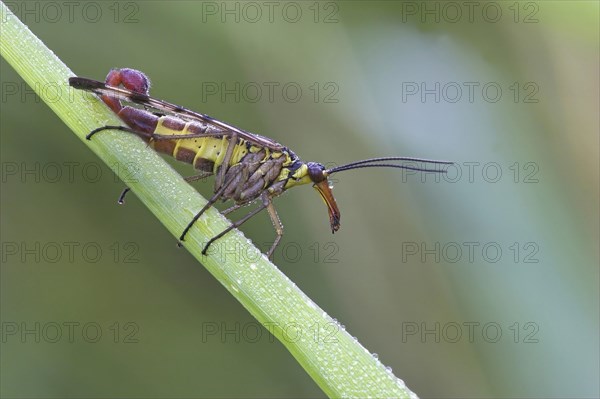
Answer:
372 352 379 359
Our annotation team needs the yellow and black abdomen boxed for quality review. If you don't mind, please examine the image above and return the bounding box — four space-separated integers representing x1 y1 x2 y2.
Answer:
150 116 256 174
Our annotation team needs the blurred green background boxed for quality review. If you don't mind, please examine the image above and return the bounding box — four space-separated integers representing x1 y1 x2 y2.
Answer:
1 1 598 398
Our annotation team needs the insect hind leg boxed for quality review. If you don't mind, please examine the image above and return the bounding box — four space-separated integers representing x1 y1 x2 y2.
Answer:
85 103 160 143
117 172 212 205
85 125 139 140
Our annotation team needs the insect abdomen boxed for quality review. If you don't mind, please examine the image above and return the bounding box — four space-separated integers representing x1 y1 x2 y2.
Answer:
151 116 253 174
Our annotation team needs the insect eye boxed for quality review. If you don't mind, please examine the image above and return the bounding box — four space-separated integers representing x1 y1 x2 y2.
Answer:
307 162 326 183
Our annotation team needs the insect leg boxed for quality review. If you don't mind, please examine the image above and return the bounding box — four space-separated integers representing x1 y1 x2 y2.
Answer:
86 124 188 143
118 188 130 204
86 102 161 141
221 203 245 216
215 133 239 191
264 197 284 259
184 172 214 183
117 172 213 205
202 198 269 256
179 181 231 242
86 125 140 140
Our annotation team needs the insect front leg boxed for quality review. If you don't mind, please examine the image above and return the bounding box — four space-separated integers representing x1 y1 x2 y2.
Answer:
265 197 284 259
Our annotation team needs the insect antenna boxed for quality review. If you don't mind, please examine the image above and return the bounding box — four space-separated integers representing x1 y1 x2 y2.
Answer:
324 157 453 175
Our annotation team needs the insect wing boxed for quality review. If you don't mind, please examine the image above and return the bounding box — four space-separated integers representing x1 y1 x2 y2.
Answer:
69 77 285 151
